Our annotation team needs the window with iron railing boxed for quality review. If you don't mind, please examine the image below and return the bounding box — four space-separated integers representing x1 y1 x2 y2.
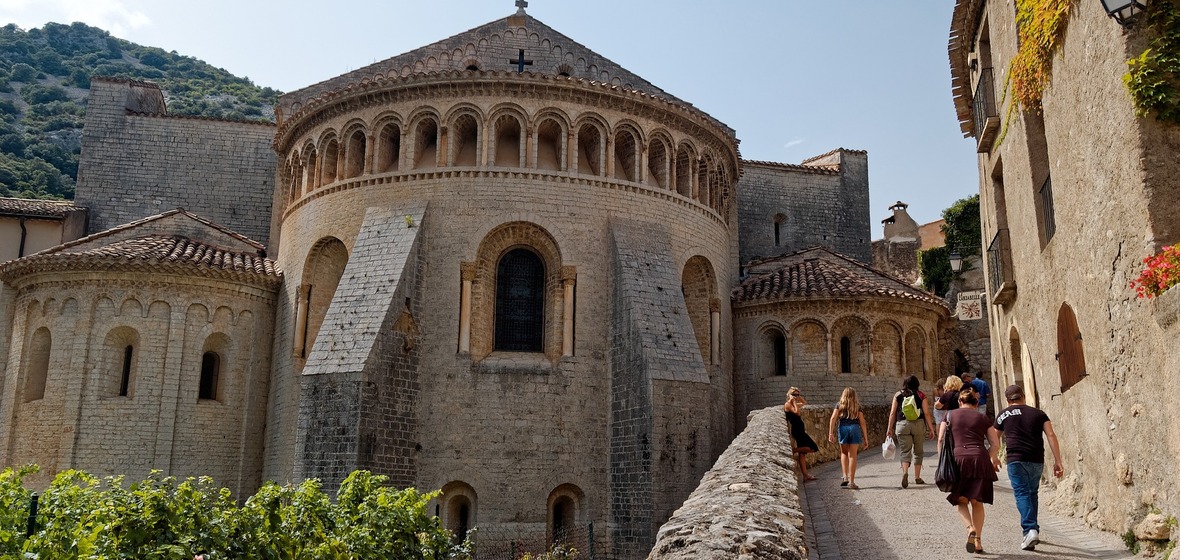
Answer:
973 68 1000 151
987 228 1016 304
1039 175 1056 242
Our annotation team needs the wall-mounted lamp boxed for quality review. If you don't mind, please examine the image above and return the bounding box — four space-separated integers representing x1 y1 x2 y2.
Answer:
1101 0 1147 26
949 251 964 273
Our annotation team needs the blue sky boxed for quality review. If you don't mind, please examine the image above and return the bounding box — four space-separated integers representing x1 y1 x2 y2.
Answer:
2 0 979 228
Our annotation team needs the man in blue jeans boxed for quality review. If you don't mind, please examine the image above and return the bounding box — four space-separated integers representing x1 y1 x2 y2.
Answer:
994 384 1064 551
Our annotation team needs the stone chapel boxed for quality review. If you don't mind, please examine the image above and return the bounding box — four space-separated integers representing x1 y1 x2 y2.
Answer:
0 6 955 558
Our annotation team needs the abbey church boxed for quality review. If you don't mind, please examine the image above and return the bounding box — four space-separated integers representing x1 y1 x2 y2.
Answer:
0 6 952 558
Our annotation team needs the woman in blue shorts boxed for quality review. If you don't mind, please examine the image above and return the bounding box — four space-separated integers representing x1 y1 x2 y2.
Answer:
828 387 869 489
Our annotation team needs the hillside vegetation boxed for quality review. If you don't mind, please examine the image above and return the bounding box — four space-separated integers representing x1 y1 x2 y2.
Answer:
0 22 281 200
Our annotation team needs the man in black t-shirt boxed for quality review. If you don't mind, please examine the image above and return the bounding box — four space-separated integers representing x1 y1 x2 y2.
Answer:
994 384 1063 551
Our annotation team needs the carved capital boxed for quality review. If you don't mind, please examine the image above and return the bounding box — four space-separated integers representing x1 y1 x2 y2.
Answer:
298 284 312 300
709 297 721 313
561 265 577 284
460 261 477 282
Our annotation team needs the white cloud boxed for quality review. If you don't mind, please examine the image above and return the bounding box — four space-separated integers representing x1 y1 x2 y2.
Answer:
783 137 805 150
0 0 151 36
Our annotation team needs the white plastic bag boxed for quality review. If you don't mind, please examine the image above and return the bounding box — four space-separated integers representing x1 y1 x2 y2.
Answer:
881 436 897 460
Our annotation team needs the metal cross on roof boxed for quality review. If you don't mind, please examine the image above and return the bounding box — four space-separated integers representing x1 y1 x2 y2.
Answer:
508 49 533 73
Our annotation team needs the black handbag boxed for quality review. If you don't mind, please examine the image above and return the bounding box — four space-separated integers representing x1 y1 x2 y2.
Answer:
935 419 960 492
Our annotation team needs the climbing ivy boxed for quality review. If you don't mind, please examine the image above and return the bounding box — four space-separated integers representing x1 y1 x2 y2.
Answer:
1009 0 1078 111
1125 0 1180 123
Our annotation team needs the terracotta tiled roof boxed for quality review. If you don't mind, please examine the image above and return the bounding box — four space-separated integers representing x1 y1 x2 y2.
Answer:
0 197 87 219
734 247 947 309
949 0 985 137
49 208 266 253
0 234 281 287
800 147 867 165
742 159 839 176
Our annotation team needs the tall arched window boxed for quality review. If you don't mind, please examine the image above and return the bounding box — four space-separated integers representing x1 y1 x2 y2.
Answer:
772 331 787 376
774 214 786 247
119 345 134 397
23 327 51 402
494 248 545 352
552 495 575 544
840 336 852 373
199 352 220 400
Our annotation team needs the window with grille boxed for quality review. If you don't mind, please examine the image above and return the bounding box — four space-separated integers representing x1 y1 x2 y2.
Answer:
494 248 545 352
1040 175 1056 242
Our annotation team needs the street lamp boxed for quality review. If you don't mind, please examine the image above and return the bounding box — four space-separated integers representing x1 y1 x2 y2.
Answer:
949 251 963 273
1102 0 1147 26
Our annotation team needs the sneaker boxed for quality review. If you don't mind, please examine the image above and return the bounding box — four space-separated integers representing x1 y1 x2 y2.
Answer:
1021 529 1039 551
901 472 909 489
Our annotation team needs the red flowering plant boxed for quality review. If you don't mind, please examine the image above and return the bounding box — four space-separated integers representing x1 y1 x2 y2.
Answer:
1131 245 1180 299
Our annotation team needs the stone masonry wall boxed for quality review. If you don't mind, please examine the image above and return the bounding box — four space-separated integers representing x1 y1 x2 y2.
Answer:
75 79 275 244
647 406 807 560
737 154 871 266
609 218 713 560
294 206 424 496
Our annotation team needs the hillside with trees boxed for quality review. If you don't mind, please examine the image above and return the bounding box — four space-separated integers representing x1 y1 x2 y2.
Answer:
0 22 280 200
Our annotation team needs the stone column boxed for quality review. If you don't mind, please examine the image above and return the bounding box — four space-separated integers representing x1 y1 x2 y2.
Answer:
605 135 615 178
458 262 475 353
562 266 577 356
439 126 449 167
293 284 311 358
709 297 721 366
364 133 376 174
524 126 533 168
826 331 833 372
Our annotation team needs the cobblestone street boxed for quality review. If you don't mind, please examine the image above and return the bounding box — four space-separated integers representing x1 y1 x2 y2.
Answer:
800 447 1134 560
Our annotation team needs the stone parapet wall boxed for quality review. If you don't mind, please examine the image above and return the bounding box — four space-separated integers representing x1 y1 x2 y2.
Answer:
647 406 806 560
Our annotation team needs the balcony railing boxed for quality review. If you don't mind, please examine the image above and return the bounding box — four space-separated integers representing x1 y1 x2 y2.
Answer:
973 68 1000 152
987 228 1017 305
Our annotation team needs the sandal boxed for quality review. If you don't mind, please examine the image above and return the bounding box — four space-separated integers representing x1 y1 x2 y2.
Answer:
966 531 977 553
973 535 984 554
848 482 859 489
840 477 849 487
914 477 926 485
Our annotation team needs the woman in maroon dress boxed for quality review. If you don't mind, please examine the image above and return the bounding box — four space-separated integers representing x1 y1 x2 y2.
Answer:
938 389 1001 554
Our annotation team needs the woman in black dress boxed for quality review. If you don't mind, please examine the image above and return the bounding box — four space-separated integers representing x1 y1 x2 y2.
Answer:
939 389 1001 554
784 387 819 481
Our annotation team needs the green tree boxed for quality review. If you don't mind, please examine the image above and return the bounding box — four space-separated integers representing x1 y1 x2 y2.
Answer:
918 194 981 297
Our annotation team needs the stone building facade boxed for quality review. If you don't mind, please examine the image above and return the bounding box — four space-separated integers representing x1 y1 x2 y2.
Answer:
1 7 959 558
949 0 1180 533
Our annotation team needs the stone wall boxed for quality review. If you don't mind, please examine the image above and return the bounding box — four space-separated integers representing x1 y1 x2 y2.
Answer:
647 406 806 560
737 153 871 266
75 79 275 244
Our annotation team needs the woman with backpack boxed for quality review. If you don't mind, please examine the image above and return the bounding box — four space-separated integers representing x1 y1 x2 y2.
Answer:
886 375 936 488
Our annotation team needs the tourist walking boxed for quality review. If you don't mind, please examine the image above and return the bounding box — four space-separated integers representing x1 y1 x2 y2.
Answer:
936 375 964 425
886 375 936 488
784 387 819 481
962 372 992 416
939 389 1001 554
930 376 948 427
994 384 1064 551
828 387 868 489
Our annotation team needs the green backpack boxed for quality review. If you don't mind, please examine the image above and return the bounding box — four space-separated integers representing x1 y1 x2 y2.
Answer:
901 393 921 421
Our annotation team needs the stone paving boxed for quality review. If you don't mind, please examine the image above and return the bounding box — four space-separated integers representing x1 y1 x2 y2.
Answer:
799 446 1134 560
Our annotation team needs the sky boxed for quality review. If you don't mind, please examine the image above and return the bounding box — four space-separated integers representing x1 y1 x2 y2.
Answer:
1 0 980 228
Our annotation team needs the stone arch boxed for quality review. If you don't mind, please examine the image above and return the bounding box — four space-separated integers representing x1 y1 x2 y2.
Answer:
756 320 788 377
490 108 525 167
681 255 716 365
1008 325 1038 406
373 115 403 173
904 327 927 378
470 222 565 360
535 114 567 171
674 142 697 197
574 115 607 176
789 319 828 375
301 141 318 192
340 122 367 179
21 326 51 402
318 132 340 186
299 237 349 360
408 110 441 169
872 320 904 376
200 332 232 402
1057 302 1087 392
102 326 140 398
612 123 641 182
439 481 476 545
547 483 586 545
831 316 870 374
646 131 672 190
449 110 481 167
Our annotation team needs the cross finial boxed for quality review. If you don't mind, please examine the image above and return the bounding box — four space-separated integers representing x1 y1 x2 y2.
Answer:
515 0 528 13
